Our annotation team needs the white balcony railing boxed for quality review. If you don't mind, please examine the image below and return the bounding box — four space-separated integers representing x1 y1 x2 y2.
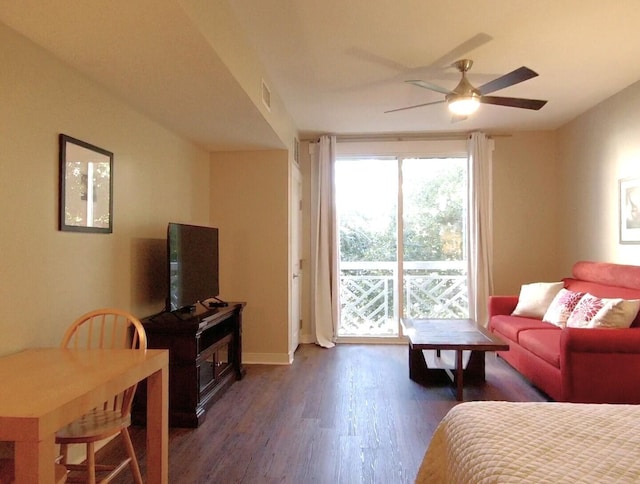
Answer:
339 261 468 336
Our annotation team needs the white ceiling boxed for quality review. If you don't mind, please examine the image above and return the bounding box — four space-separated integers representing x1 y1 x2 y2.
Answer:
3 0 640 149
230 0 640 139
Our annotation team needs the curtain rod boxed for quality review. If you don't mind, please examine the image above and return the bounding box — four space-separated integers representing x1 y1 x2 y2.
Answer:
303 132 510 143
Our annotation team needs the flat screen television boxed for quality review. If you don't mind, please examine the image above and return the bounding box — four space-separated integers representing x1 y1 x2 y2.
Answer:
166 222 219 312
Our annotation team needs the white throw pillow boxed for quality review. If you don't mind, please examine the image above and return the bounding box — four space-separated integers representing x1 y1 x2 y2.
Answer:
542 288 586 328
566 293 640 329
511 282 564 319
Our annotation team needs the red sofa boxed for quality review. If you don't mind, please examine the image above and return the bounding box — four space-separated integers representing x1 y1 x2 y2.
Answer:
488 260 640 403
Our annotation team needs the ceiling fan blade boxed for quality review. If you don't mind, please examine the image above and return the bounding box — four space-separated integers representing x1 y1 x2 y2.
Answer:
429 33 493 69
384 100 446 113
406 80 451 95
477 67 539 95
479 95 548 110
345 46 408 72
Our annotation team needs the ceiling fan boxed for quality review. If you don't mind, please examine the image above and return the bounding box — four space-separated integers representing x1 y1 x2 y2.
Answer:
385 59 547 117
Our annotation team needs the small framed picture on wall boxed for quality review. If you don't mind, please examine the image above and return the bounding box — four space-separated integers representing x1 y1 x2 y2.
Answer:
59 134 113 233
619 176 640 244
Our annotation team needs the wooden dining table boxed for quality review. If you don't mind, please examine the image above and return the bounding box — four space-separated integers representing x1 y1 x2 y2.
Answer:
0 348 169 483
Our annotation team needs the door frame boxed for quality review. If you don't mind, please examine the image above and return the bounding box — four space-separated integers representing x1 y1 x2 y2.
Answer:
288 161 302 360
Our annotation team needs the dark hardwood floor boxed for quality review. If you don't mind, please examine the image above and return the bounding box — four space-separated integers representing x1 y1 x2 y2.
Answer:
99 343 547 483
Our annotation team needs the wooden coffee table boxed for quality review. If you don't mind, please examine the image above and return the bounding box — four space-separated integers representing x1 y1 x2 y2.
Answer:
401 318 509 400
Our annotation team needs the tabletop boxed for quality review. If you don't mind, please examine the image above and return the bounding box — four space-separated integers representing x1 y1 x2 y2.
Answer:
0 347 168 483
402 318 508 350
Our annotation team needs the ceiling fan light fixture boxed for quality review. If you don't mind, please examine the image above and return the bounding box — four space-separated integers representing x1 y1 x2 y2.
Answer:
389 58 548 117
448 95 480 116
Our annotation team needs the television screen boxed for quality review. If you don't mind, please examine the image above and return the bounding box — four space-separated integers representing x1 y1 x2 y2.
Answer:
167 223 219 311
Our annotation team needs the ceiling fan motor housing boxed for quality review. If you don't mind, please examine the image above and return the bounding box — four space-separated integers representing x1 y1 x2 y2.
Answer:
447 62 481 115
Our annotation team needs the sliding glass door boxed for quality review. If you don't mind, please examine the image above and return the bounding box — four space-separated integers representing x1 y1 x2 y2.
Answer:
335 156 468 338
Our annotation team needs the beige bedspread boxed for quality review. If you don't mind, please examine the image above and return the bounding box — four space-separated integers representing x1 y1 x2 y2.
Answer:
416 401 640 483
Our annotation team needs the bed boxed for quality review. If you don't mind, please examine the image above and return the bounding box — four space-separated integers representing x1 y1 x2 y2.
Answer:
416 401 640 483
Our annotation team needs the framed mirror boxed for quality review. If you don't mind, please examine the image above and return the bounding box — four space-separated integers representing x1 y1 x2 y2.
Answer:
59 134 113 233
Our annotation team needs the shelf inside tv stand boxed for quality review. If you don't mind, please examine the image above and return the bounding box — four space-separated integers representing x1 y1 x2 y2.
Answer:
133 302 246 428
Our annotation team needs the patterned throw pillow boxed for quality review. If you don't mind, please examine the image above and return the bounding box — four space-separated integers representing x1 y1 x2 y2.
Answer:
566 294 606 328
511 282 564 319
542 289 586 327
591 298 640 328
566 293 640 329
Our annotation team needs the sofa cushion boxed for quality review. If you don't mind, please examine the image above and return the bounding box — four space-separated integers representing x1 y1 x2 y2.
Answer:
490 315 556 343
543 289 586 327
511 282 564 318
518 329 562 368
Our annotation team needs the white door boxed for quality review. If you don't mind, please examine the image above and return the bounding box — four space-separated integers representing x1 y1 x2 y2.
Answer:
289 163 302 358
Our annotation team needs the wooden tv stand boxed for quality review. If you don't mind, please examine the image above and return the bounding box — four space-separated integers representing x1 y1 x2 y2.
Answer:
133 302 246 428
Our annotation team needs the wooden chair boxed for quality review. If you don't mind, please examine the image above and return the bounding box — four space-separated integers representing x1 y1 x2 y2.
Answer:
0 459 67 483
56 309 147 484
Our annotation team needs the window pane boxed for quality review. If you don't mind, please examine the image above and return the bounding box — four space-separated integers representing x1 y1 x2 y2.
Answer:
336 158 398 336
402 158 469 319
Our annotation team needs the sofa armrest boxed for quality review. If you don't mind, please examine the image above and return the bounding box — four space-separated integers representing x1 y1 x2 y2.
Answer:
560 327 640 403
561 327 640 353
488 295 519 318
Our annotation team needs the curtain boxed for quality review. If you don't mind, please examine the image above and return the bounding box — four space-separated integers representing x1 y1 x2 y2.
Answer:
310 135 339 347
467 132 494 326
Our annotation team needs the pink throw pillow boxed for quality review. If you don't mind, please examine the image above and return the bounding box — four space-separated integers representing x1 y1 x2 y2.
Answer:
542 289 585 327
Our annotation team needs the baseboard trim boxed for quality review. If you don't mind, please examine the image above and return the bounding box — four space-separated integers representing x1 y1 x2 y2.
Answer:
243 352 291 365
243 337 407 365
299 333 315 344
335 336 407 344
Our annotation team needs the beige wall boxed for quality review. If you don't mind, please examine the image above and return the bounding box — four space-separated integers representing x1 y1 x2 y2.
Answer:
0 23 210 357
558 80 640 266
219 87 640 342
3 0 640 369
209 150 291 363
491 80 640 295
226 82 640 345
491 131 562 294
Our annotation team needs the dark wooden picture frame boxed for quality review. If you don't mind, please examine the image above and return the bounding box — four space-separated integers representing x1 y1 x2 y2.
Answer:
619 176 640 244
59 134 113 233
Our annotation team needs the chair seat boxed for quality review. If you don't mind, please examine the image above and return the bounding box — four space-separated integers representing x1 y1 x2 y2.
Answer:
0 458 67 484
56 409 131 443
